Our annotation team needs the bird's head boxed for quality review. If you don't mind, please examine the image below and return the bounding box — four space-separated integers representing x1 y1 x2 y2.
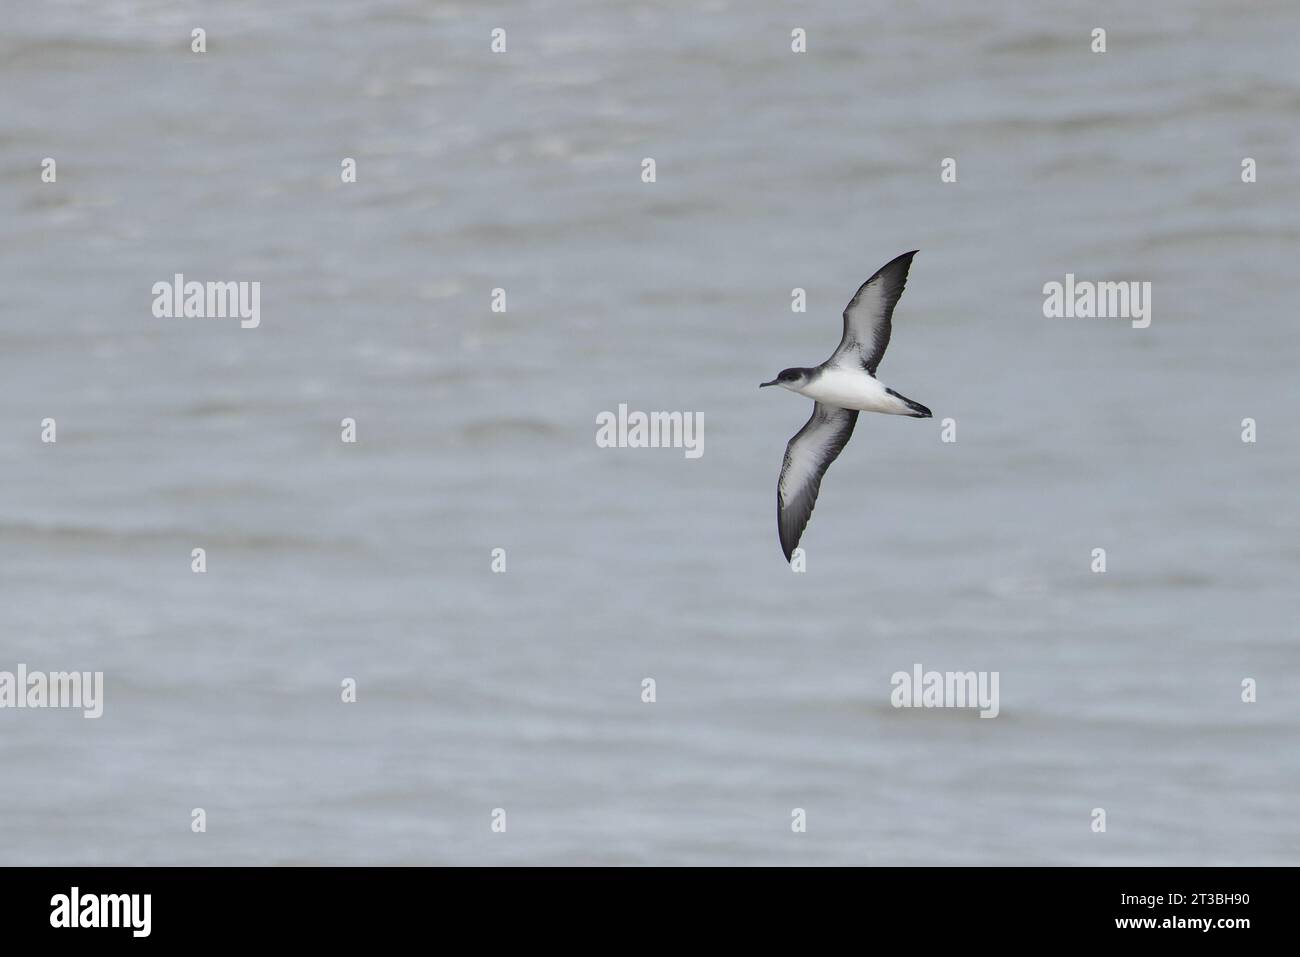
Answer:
760 368 808 391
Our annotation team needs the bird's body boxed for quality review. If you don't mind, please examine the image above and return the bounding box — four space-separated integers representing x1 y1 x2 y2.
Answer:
761 250 930 560
791 364 919 416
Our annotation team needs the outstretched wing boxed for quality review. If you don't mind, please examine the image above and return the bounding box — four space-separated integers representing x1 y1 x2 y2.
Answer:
829 250 917 375
777 402 859 560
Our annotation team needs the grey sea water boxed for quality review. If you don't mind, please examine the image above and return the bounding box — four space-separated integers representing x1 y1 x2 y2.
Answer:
1 0 1298 865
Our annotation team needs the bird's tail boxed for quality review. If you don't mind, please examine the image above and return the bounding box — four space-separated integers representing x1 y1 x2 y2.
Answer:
885 388 932 418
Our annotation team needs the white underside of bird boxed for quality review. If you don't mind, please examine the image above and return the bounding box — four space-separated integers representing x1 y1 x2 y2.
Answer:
790 364 919 415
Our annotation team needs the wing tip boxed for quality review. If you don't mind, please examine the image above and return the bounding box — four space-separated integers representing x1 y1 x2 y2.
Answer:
862 249 919 290
778 505 797 561
778 492 804 562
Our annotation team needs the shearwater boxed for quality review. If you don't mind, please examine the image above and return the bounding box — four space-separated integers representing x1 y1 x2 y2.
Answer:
760 250 931 560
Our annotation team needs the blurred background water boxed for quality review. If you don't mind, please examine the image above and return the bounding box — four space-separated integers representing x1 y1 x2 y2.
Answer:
1 0 1298 865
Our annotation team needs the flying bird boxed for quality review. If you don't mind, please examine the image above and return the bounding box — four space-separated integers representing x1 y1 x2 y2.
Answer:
761 250 931 560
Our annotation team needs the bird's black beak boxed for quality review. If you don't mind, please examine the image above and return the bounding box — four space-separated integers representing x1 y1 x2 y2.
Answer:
759 379 777 388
